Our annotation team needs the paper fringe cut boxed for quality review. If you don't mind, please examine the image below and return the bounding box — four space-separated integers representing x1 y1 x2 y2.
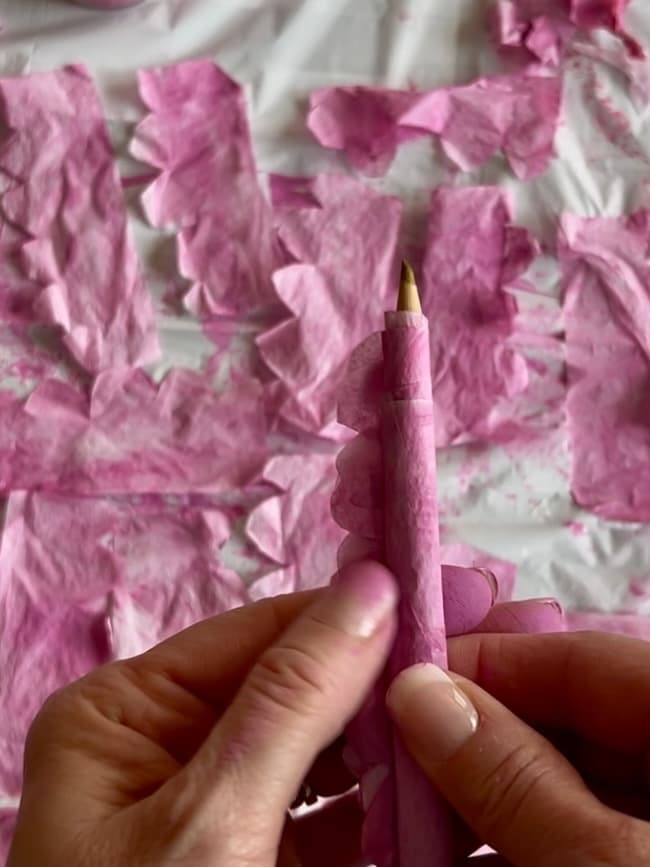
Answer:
561 211 650 522
132 60 285 316
0 364 270 495
0 65 159 373
307 73 562 179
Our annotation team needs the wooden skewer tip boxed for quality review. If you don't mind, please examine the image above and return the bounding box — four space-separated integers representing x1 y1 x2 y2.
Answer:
398 260 422 313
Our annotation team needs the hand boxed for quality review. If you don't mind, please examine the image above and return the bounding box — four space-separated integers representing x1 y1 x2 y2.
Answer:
8 561 398 867
388 631 650 866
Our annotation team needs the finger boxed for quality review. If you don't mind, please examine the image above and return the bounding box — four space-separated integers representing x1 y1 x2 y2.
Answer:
475 599 565 634
158 561 398 849
448 631 650 752
136 589 321 705
387 664 650 866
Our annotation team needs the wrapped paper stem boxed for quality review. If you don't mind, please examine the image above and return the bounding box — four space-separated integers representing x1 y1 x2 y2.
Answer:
382 269 453 864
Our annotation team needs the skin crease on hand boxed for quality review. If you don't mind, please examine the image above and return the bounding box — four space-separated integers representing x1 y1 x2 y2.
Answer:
7 561 650 867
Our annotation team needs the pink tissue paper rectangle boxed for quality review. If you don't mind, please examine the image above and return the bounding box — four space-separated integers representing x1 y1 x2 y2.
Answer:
257 173 402 437
307 73 562 179
0 65 159 373
132 60 285 316
561 211 650 522
0 490 245 798
423 186 539 446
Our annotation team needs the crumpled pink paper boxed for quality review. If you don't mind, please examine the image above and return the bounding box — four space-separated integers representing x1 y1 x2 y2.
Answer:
132 60 285 316
494 0 644 67
0 65 159 373
0 490 244 797
0 364 270 494
561 211 650 522
245 452 345 600
256 173 402 436
307 74 562 179
334 187 538 448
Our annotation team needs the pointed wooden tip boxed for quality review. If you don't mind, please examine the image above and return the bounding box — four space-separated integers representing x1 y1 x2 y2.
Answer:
398 260 422 313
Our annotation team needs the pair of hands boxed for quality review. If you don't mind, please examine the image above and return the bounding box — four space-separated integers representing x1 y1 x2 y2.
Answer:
8 560 650 866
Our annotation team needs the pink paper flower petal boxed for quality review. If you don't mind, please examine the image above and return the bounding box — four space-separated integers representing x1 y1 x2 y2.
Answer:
0 65 159 373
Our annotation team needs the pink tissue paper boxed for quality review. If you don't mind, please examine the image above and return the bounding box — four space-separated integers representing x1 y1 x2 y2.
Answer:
0 490 244 797
0 365 270 495
245 452 345 600
334 187 539 449
132 60 285 316
257 173 402 436
561 211 650 522
0 65 159 373
494 0 643 67
307 73 562 179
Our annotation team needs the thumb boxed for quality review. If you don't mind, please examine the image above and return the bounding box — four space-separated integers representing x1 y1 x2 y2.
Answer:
387 664 645 867
156 561 397 861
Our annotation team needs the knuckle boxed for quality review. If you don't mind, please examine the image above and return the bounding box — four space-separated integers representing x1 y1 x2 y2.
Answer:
248 642 336 719
473 741 552 839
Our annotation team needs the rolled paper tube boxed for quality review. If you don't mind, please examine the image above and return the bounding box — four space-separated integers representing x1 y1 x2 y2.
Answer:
476 598 566 634
566 612 650 640
382 308 453 865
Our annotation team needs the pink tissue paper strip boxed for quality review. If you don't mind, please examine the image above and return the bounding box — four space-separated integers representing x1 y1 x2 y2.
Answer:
257 173 402 436
307 73 562 179
0 365 269 495
245 452 345 600
494 0 643 67
561 211 650 522
333 187 538 449
132 60 284 316
0 490 244 797
0 65 159 373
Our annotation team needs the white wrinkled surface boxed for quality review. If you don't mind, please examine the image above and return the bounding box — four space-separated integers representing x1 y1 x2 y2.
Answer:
1 0 650 810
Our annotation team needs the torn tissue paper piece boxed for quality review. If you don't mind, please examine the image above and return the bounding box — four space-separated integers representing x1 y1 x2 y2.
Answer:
0 65 159 373
256 174 402 436
332 187 539 448
307 74 562 179
132 60 284 316
0 365 270 494
561 211 650 522
0 490 244 796
494 0 644 68
245 452 345 600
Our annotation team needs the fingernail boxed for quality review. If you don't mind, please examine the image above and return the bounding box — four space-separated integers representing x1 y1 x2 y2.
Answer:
321 561 398 638
387 664 479 761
